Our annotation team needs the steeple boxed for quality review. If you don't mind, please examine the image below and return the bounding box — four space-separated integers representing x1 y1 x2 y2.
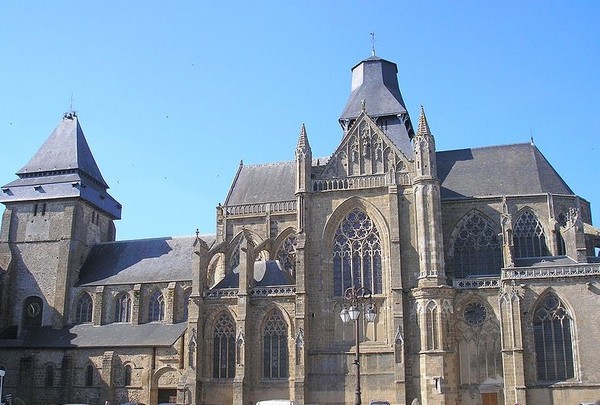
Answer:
1 112 121 219
339 55 414 156
417 105 432 137
413 106 437 180
295 123 312 195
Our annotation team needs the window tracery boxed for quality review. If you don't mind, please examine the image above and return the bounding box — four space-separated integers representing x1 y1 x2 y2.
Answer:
276 233 297 275
534 294 575 381
115 293 131 323
333 209 382 296
263 310 288 379
213 313 236 379
148 290 165 322
514 210 549 258
76 292 93 324
452 212 502 278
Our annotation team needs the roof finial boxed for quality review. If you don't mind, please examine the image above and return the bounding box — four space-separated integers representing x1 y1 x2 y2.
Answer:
530 129 535 145
370 32 376 56
64 93 77 120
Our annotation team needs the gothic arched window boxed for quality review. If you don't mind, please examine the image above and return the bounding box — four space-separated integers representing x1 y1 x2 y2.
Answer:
533 294 575 381
148 290 165 322
115 293 131 323
76 292 93 324
213 313 236 379
85 364 94 386
333 209 382 296
425 301 438 351
513 210 549 258
263 310 288 379
124 364 132 386
45 365 54 387
277 233 297 275
452 212 503 278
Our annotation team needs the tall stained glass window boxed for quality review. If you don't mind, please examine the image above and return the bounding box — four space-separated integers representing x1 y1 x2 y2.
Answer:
148 290 165 322
452 212 502 278
534 294 575 381
333 209 382 296
213 313 236 379
514 210 549 258
263 311 288 378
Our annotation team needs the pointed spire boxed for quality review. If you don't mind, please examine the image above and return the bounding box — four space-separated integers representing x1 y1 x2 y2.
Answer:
297 123 310 150
417 105 432 137
17 113 108 188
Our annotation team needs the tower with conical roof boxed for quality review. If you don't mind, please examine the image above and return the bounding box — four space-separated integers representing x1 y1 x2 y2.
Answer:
0 112 121 333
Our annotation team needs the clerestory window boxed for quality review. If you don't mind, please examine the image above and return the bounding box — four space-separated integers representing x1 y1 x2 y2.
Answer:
76 292 93 324
148 290 165 322
115 293 131 323
276 233 297 275
513 210 549 258
452 212 503 278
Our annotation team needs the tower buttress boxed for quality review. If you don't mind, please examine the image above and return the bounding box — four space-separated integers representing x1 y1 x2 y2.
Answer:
412 107 445 284
295 124 311 232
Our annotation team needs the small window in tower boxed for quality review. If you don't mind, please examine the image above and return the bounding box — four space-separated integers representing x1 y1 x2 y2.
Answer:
33 204 38 216
41 203 47 216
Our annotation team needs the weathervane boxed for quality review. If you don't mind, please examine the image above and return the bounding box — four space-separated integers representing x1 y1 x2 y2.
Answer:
370 32 376 56
64 93 77 119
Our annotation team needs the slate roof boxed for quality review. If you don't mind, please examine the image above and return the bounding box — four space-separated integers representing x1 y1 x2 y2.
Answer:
0 322 187 348
224 161 296 206
0 113 122 219
77 236 199 286
437 143 573 199
213 260 294 289
223 143 573 207
339 56 414 156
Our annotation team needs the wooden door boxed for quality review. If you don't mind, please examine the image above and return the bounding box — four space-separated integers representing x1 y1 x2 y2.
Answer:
481 392 498 405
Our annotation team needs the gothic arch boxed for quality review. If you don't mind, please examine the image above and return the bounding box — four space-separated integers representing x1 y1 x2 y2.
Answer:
258 303 294 338
152 365 182 388
272 227 297 254
447 210 503 278
74 290 94 324
513 207 550 258
529 290 576 381
203 306 238 339
323 197 390 256
323 198 389 297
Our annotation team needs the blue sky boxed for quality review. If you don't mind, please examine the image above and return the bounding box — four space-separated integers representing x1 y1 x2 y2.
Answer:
1 1 599 240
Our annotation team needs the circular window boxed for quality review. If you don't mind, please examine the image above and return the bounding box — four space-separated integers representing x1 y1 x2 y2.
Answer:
464 302 487 326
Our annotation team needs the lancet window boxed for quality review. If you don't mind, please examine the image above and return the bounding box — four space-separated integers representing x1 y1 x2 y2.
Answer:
115 293 131 323
263 310 289 379
333 209 382 296
533 294 575 381
148 290 165 322
452 212 502 278
213 313 236 379
513 210 549 258
76 292 93 324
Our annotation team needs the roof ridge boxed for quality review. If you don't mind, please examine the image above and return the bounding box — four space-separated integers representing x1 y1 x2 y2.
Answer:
438 141 533 153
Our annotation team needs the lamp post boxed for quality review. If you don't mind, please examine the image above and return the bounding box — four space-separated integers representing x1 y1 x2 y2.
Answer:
339 286 376 405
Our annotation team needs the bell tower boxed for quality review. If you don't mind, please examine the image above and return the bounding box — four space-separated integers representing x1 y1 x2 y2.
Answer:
0 112 121 334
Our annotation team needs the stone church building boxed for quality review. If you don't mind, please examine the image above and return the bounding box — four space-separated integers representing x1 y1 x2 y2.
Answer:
1 54 600 405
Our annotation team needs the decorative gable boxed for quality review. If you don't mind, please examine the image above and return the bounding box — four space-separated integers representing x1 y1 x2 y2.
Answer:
321 111 411 183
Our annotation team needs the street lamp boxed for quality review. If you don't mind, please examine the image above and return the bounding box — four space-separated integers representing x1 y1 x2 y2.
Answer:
339 286 376 405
